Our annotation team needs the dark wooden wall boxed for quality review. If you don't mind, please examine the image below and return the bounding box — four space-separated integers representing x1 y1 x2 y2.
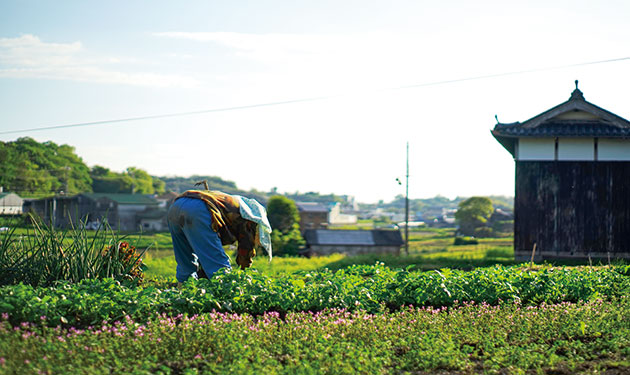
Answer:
515 161 630 259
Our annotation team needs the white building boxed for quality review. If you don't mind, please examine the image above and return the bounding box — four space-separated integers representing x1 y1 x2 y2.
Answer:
0 192 23 215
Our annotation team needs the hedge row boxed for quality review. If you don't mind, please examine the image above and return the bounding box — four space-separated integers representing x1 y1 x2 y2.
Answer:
1 264 628 327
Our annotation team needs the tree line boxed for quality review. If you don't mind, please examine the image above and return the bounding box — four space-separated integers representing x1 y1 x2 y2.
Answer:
0 137 168 196
0 138 294 203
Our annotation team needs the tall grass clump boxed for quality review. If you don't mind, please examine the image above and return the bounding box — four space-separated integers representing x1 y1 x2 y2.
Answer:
0 215 146 287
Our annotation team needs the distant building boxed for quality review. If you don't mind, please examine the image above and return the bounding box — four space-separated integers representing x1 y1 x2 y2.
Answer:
0 192 23 215
25 193 161 231
296 202 329 231
155 191 178 208
303 229 404 256
328 202 358 225
492 82 630 260
427 208 457 228
137 208 168 231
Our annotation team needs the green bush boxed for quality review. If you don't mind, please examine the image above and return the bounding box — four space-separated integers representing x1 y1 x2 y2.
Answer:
491 219 514 233
453 236 478 245
267 196 305 256
473 227 494 238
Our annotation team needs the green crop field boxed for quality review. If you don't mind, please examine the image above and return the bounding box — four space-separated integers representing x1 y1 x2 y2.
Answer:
1 223 629 374
142 228 518 280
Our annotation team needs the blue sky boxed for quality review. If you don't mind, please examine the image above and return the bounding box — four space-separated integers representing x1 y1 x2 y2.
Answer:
2 1 630 202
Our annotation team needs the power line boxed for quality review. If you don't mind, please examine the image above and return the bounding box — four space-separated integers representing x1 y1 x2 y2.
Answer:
390 56 630 90
0 96 335 135
1 56 629 136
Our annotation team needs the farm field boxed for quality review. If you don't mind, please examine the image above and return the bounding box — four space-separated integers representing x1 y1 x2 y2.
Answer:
1 225 629 374
143 228 517 280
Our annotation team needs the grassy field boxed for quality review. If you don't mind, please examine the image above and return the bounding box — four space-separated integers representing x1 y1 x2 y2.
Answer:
140 227 517 280
3 223 629 374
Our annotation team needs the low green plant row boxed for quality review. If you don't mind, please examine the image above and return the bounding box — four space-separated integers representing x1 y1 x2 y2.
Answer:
0 263 628 327
1 298 629 374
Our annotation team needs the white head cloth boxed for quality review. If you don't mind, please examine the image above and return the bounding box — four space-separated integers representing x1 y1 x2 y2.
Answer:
235 195 273 261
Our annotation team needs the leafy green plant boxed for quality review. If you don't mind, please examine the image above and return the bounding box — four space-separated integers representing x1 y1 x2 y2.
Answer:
0 264 628 328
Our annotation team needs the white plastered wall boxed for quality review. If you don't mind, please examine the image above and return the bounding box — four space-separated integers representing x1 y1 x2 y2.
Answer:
598 139 630 161
558 138 594 160
517 138 555 160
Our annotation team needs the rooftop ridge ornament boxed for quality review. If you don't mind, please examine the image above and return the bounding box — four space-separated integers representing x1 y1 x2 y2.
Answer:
571 79 584 100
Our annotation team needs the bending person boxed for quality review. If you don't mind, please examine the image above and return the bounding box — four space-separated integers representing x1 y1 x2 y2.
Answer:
167 189 272 283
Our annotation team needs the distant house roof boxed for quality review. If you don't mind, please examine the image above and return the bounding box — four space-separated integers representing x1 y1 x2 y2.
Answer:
296 202 329 213
0 192 22 204
492 81 630 156
157 191 178 200
81 193 159 205
304 229 404 246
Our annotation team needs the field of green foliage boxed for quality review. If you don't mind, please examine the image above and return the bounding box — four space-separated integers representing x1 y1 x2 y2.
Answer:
143 227 517 280
1 223 629 374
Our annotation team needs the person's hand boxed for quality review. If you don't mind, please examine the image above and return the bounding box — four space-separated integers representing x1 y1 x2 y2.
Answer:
236 248 255 269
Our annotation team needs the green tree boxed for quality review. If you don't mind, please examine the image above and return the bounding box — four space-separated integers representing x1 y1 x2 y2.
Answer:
267 195 304 256
91 166 133 193
91 166 163 194
151 177 166 195
455 196 494 236
125 167 154 194
0 137 92 196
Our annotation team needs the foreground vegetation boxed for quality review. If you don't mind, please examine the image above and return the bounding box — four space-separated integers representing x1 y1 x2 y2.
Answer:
1 298 628 374
2 222 629 374
1 263 628 328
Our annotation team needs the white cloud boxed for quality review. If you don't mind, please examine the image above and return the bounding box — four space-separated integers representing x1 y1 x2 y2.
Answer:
0 34 198 88
152 31 446 93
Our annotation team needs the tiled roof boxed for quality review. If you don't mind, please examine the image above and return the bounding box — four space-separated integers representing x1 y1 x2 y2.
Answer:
494 120 630 137
492 83 630 156
296 202 329 213
304 229 403 246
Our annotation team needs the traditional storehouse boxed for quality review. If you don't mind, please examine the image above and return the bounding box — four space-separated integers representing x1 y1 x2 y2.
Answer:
0 192 23 215
492 81 630 260
303 229 403 256
25 193 160 231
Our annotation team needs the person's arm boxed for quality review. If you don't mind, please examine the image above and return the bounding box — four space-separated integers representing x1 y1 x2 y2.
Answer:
235 220 257 269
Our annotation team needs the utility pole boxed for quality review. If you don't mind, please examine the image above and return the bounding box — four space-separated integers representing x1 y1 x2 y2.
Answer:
405 141 410 256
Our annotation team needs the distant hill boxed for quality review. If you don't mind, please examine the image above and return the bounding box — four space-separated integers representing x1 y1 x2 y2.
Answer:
157 175 269 203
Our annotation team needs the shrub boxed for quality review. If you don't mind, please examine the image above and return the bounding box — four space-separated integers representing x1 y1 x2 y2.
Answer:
453 236 478 245
473 227 494 238
491 220 514 233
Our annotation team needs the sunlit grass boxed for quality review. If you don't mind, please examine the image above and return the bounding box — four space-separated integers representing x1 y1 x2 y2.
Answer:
142 228 517 279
